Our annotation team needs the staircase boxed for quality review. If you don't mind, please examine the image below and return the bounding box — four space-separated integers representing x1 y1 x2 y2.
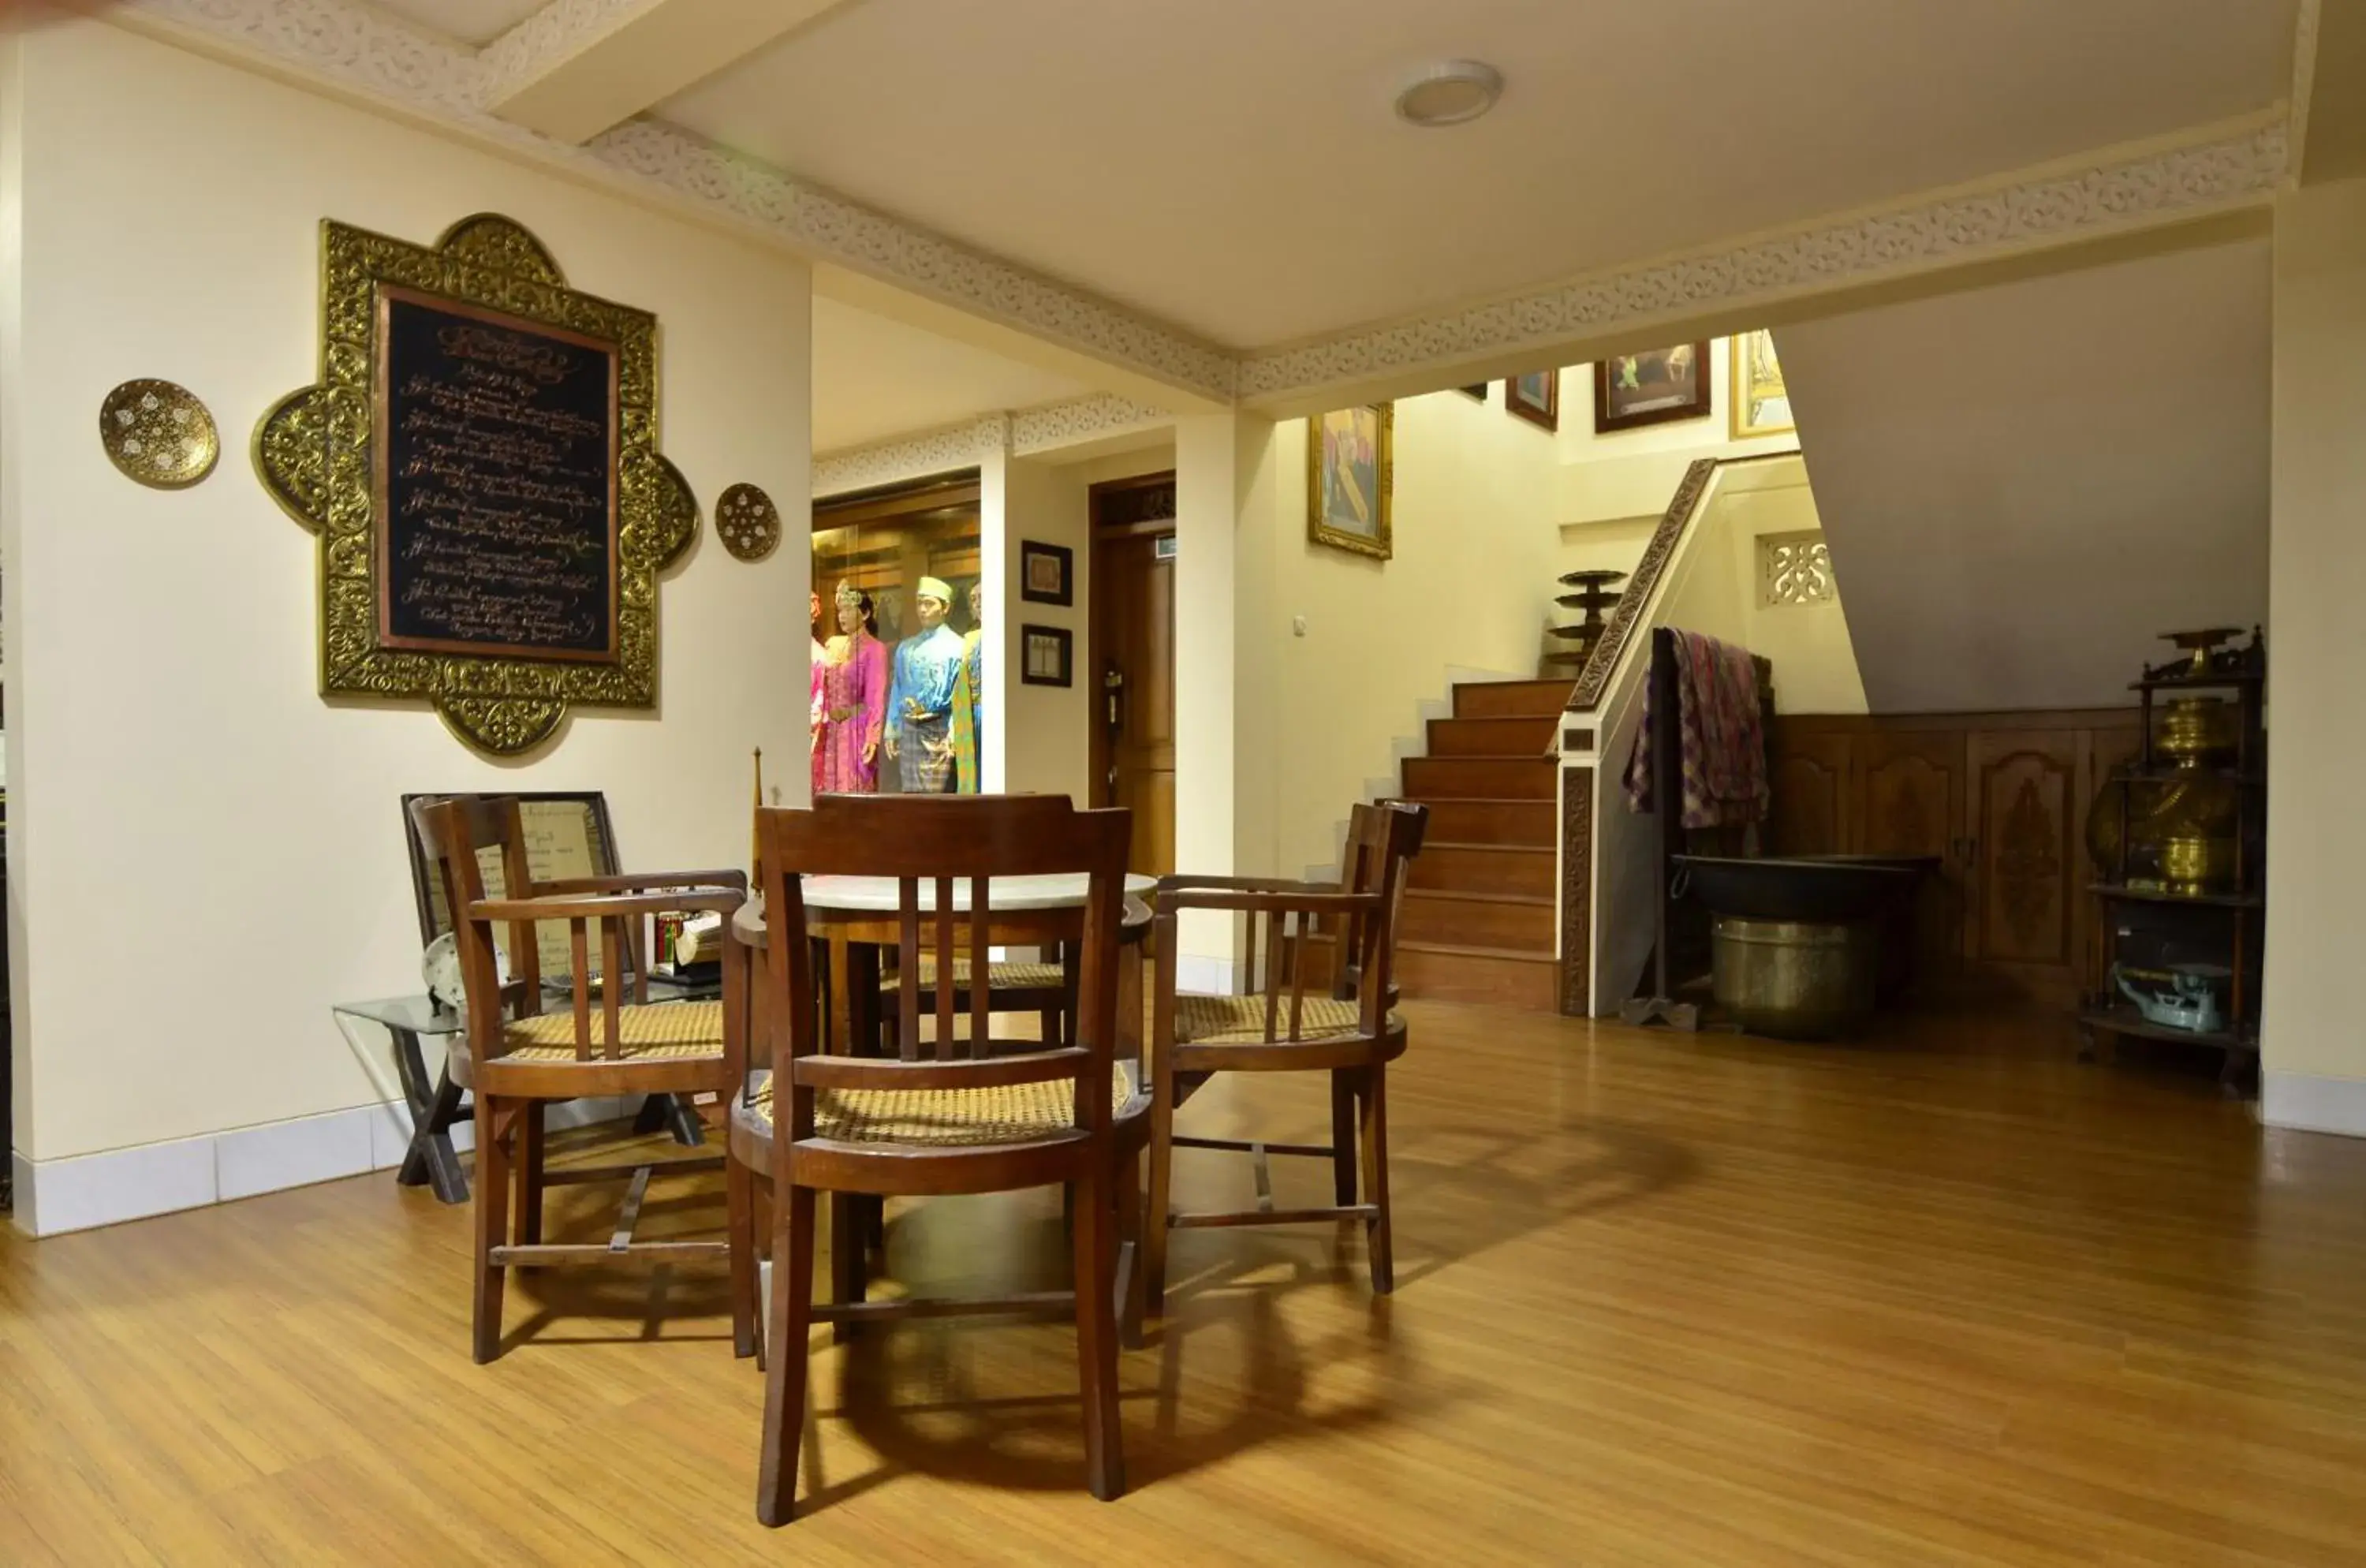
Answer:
1392 677 1566 1010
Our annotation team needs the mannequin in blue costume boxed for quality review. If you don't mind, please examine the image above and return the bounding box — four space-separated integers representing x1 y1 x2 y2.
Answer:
884 576 965 793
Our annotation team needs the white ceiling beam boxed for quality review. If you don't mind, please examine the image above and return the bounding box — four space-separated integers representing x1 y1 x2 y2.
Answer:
481 0 858 145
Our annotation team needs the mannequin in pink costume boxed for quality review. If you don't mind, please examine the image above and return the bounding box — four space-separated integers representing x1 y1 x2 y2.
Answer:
818 583 888 793
808 590 828 796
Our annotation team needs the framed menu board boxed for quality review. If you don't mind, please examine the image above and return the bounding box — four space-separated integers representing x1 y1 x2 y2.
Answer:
375 288 620 663
256 214 699 757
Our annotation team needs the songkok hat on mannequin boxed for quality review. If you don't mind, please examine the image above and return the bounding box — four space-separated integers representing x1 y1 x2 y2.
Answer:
916 577 953 605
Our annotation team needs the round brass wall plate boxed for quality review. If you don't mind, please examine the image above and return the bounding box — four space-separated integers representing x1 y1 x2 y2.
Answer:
716 482 781 562
99 379 219 489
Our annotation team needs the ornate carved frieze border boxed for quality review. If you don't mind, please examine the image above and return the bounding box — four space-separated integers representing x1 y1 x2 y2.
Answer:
1559 767 1594 1017
1009 394 1172 456
113 0 1237 403
1569 458 1719 712
1237 120 2288 401
476 0 640 98
812 414 1008 498
116 0 2292 411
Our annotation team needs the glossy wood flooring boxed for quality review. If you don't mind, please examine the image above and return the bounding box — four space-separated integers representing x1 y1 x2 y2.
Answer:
7 1005 2366 1565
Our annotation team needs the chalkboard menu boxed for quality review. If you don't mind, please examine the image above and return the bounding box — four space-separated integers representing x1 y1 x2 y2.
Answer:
374 286 619 663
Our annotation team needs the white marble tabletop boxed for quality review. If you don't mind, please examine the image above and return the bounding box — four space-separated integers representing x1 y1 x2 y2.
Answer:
800 872 1155 913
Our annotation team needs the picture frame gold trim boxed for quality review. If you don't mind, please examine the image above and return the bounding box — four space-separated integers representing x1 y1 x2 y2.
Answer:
1730 329 1796 439
254 213 692 757
1304 403 1393 562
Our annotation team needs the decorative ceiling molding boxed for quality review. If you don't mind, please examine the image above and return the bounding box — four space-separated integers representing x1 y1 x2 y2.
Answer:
476 0 641 99
1239 118 2288 401
1010 394 1172 457
813 414 1009 498
112 2 2293 412
109 0 1237 401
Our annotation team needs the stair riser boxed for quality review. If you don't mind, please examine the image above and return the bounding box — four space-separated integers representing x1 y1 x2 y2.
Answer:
1454 680 1575 720
1427 715 1558 757
1399 894 1554 950
1396 947 1560 1011
1402 756 1556 801
1417 800 1555 847
1411 846 1554 898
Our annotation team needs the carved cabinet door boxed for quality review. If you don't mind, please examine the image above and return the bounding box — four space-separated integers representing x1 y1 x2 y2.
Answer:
1966 730 2081 995
1767 729 1853 856
1857 729 1967 980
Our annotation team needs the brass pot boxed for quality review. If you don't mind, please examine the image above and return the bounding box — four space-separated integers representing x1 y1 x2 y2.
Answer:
1710 916 1879 1039
2159 834 2237 896
2155 696 2238 767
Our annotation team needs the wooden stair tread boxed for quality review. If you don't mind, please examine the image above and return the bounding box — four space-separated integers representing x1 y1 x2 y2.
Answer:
1404 887 1553 907
1427 841 1551 854
1306 932 1554 964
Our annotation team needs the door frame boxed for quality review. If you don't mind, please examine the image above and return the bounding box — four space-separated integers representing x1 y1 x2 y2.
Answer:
1085 471 1177 812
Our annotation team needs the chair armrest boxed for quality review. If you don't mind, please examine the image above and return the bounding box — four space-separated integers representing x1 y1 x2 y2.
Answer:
1155 886 1379 917
1157 874 1344 898
541 870 748 896
468 887 745 922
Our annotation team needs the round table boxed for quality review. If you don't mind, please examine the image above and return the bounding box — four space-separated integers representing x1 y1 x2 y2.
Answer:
731 873 1157 1058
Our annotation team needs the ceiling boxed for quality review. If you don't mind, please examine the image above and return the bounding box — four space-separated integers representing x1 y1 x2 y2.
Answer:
811 297 1092 453
379 0 545 47
1778 236 2269 714
648 0 2298 349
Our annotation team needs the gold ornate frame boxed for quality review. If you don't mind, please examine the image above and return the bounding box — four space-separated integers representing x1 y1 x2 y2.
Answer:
1304 403 1393 561
255 214 695 756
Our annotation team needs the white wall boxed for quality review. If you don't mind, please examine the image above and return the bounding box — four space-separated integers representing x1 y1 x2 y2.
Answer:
1722 472 1868 717
2 23 810 1182
1554 346 1798 534
1269 388 1560 879
2263 176 2366 1133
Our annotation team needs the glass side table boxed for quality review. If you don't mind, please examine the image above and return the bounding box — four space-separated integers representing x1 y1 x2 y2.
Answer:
332 976 721 1204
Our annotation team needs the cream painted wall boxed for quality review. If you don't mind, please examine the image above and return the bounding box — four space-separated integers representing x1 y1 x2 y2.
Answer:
995 454 1087 798
1553 348 1798 530
1270 388 1560 881
2263 175 2366 1121
1722 473 1868 717
2 22 811 1164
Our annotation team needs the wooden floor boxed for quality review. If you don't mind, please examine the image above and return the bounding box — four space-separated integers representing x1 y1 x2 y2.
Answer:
6 1004 2366 1565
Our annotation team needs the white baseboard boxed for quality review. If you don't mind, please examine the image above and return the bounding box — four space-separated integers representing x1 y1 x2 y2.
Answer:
1174 955 1240 995
2261 1071 2366 1138
12 1093 655 1238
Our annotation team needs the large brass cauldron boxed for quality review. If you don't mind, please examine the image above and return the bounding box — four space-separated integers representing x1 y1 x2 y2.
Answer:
1710 916 1879 1039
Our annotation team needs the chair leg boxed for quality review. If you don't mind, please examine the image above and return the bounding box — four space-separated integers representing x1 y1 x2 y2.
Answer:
1116 1146 1146 1350
472 1095 513 1365
828 1193 865 1344
726 1149 759 1361
1040 1005 1062 1047
1358 1066 1394 1294
1071 1159 1125 1502
514 1100 546 1251
755 1182 815 1527
1143 1058 1175 1318
1330 1070 1358 1207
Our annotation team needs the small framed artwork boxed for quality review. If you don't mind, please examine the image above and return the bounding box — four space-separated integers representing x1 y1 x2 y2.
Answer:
1595 342 1712 433
1021 624 1073 687
1457 383 1487 401
1731 329 1795 439
1305 403 1393 560
1020 539 1073 606
1505 370 1558 432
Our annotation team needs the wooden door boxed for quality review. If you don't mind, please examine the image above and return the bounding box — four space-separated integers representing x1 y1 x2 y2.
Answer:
1093 529 1176 875
1766 728 1853 856
1965 730 2081 999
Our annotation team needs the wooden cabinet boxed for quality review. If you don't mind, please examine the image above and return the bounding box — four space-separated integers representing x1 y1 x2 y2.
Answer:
1767 711 2137 1002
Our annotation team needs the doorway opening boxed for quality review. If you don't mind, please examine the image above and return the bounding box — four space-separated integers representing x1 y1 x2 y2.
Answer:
1088 472 1176 876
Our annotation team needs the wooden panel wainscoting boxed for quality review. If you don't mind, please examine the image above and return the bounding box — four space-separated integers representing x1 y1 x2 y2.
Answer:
1767 709 2140 1004
1559 767 1593 1017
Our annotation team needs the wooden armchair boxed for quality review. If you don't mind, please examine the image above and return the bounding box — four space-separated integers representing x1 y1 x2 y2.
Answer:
409 795 755 1364
1141 801 1427 1323
727 794 1144 1525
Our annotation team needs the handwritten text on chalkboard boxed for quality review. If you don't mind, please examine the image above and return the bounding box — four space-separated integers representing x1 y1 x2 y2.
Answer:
375 286 619 663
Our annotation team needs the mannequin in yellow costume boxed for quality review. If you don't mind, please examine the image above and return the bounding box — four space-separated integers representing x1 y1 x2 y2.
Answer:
950 581 983 793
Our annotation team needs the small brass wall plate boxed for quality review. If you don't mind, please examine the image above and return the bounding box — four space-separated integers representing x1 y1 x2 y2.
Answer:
100 379 218 488
716 483 781 562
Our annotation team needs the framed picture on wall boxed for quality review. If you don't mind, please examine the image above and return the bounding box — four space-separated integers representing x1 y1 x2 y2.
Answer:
1731 329 1795 439
1021 624 1073 687
1457 383 1487 401
1595 342 1712 432
1020 539 1073 605
1304 403 1393 561
1505 370 1558 431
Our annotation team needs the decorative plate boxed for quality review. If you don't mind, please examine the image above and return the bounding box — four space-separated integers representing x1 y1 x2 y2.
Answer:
716 482 781 562
99 379 219 489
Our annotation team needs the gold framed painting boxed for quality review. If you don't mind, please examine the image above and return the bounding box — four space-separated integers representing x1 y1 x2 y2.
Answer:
1306 403 1393 560
1731 329 1795 439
